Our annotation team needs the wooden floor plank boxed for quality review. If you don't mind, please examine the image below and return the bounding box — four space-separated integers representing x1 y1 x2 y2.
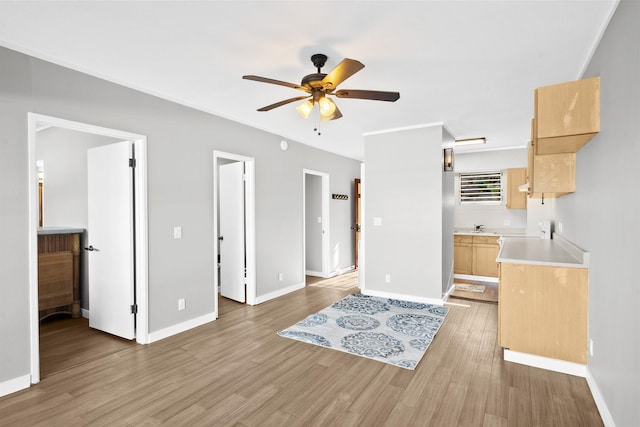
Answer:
0 272 603 426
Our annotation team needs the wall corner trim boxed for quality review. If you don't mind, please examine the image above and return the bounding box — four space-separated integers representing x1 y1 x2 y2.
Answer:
586 367 617 427
0 374 31 398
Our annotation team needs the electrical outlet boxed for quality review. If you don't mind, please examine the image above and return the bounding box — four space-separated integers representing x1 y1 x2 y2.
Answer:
589 338 594 357
173 226 182 239
278 272 284 281
385 274 391 283
178 298 185 311
558 222 564 233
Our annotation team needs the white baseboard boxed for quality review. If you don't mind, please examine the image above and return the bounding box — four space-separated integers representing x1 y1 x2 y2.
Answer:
586 367 616 427
305 270 323 277
81 308 89 319
504 349 586 377
328 265 355 278
0 374 30 398
306 266 355 279
255 282 305 304
148 311 217 343
454 273 499 283
442 283 456 301
361 289 444 306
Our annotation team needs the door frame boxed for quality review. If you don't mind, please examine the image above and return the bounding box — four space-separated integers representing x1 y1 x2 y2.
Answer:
302 169 330 279
27 113 149 385
213 151 256 310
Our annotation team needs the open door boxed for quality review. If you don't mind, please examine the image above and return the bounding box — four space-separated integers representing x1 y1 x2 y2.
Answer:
353 178 361 269
86 141 135 339
219 161 246 303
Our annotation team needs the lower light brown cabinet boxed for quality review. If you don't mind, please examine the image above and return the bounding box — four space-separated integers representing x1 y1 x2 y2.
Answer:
499 262 588 364
453 235 472 275
454 235 500 277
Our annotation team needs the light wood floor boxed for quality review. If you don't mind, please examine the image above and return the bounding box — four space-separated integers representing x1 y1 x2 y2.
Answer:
0 272 602 426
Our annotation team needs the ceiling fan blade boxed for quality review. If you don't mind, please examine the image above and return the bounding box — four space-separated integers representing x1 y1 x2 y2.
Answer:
243 75 309 92
334 89 400 102
257 95 310 112
321 58 365 91
320 104 343 121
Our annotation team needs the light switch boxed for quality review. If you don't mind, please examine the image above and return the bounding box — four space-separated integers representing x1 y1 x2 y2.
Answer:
173 226 182 239
373 217 382 226
317 216 322 223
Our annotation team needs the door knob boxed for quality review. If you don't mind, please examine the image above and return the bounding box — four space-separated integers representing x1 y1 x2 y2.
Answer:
84 245 98 251
218 236 224 241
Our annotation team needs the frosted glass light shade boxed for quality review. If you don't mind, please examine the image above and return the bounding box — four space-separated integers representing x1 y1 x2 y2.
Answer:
296 100 314 119
318 97 337 117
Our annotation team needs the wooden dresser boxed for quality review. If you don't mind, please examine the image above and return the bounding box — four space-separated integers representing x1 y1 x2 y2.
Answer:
38 227 84 320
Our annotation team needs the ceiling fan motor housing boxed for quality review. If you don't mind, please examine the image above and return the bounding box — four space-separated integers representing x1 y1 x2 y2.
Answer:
302 73 327 89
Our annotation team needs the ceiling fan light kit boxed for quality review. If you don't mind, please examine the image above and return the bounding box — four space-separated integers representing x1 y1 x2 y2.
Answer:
243 53 400 125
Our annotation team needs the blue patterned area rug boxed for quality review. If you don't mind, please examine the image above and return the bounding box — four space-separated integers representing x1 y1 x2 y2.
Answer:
277 294 449 370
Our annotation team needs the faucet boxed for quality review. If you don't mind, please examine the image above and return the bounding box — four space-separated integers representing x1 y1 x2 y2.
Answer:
473 224 484 232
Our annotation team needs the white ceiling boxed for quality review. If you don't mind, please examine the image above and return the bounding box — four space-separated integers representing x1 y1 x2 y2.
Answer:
0 1 618 160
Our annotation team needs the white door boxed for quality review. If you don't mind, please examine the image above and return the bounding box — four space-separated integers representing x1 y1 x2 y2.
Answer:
219 161 246 303
87 141 135 339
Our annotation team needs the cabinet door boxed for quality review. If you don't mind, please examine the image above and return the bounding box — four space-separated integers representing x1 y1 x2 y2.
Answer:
472 243 500 277
454 243 473 275
506 168 527 209
499 263 588 363
535 76 600 155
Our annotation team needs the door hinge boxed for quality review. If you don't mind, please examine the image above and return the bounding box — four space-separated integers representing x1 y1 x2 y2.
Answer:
243 173 248 181
129 158 136 168
131 304 138 314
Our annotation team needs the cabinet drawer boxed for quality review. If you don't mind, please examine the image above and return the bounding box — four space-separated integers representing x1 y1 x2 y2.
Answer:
472 236 499 245
454 235 473 243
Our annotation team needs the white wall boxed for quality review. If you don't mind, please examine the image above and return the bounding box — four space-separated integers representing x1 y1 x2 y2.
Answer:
36 127 123 310
454 148 528 230
304 174 322 274
37 127 119 228
363 125 450 302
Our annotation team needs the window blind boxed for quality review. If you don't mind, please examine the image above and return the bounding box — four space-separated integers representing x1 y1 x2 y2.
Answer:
459 171 502 204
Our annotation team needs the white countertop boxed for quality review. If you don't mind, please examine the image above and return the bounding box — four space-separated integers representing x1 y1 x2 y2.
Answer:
497 234 589 268
454 227 526 237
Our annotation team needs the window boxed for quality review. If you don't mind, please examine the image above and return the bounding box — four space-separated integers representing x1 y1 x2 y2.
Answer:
459 171 503 204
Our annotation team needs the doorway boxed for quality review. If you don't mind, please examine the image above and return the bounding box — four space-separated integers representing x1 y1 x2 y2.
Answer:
303 169 330 282
27 113 149 384
213 151 256 312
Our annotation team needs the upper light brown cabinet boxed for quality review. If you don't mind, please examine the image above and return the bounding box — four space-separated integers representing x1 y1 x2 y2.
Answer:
506 168 527 209
534 76 600 155
528 119 576 199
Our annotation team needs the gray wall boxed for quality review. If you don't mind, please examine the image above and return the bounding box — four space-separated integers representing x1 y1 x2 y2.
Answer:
36 127 122 310
0 47 32 387
0 46 360 386
554 1 639 424
441 129 455 295
304 174 322 274
364 125 451 301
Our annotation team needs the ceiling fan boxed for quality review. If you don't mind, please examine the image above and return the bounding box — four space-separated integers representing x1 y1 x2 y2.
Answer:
243 54 400 121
